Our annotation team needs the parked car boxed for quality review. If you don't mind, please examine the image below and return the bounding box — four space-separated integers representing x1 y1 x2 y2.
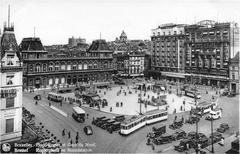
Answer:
84 125 93 135
34 95 41 100
186 115 200 124
169 120 183 130
205 109 222 120
209 131 222 143
174 139 192 152
172 129 187 140
153 133 173 145
217 123 229 133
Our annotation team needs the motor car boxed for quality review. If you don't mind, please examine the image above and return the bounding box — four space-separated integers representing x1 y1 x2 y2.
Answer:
153 133 173 145
174 139 192 152
169 120 183 130
209 131 222 143
84 125 93 135
172 129 187 140
114 115 125 122
217 123 229 133
34 95 41 100
92 116 106 125
186 115 200 124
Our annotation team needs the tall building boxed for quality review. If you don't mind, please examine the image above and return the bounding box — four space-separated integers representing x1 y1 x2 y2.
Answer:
68 36 86 47
185 20 239 87
150 23 186 82
20 38 114 90
229 52 239 94
0 24 23 143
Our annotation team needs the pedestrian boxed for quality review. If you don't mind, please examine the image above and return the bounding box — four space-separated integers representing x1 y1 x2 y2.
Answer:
70 139 73 147
174 115 177 121
181 116 184 123
152 144 155 150
76 134 78 141
121 102 123 107
49 102 51 106
68 131 71 139
110 107 112 112
220 137 225 146
87 114 89 119
62 129 65 136
35 101 38 105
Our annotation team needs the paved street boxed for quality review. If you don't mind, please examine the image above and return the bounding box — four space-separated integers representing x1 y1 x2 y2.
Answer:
23 83 239 153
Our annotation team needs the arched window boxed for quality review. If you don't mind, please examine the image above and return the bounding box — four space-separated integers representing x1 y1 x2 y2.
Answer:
36 64 41 72
29 64 33 72
88 62 93 69
104 62 108 68
67 62 71 70
78 63 83 70
83 63 87 70
61 62 66 70
55 62 60 71
72 62 77 70
49 62 54 71
43 64 47 72
94 62 97 69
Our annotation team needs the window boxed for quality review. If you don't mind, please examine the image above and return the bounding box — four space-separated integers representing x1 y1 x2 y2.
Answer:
6 118 14 133
43 64 47 71
174 31 177 35
6 97 14 108
36 64 41 72
7 54 14 65
6 74 14 85
232 73 235 80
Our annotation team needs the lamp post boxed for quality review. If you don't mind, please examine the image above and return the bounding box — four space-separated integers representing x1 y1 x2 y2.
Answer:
211 113 214 153
195 92 199 154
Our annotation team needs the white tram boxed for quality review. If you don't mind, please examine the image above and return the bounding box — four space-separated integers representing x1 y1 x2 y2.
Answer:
119 109 168 135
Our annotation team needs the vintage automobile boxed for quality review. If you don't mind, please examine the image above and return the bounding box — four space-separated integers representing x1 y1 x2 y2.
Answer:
114 115 125 122
148 125 166 138
34 95 41 100
92 116 106 125
174 139 192 152
107 122 121 133
153 133 173 145
172 129 187 140
84 125 93 135
217 123 229 133
101 119 115 130
205 109 222 121
96 118 110 127
209 132 222 143
186 115 200 124
169 120 183 130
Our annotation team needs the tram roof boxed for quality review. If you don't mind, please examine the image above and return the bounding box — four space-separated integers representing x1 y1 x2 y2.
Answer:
197 101 213 107
144 109 167 116
121 115 145 125
73 106 85 114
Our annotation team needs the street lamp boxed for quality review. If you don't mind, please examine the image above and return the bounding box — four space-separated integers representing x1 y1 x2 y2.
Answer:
210 113 214 153
195 92 199 154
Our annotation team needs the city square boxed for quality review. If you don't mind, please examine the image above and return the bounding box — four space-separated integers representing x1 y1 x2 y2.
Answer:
0 0 239 154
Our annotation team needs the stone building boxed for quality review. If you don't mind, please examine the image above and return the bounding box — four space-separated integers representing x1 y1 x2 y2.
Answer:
185 20 239 87
0 25 23 143
229 52 239 94
150 23 186 82
20 38 114 90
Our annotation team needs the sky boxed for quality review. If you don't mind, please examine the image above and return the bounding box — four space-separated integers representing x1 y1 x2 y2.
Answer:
0 0 239 45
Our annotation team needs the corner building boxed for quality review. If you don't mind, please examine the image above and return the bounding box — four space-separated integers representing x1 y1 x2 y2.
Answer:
21 38 114 90
0 25 23 143
185 20 239 87
151 23 186 82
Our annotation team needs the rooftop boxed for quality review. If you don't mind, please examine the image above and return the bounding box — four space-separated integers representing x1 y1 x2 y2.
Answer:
88 39 112 52
19 37 45 51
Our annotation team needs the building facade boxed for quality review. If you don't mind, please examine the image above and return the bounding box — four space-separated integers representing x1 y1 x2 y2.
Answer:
21 38 114 90
185 20 239 87
151 23 186 82
68 36 86 47
0 25 23 143
229 52 239 94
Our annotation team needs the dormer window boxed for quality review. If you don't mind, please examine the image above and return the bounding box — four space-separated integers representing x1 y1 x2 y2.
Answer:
7 54 14 65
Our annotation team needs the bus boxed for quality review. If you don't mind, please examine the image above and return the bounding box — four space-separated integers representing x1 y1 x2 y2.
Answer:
47 92 63 102
72 106 85 122
119 109 168 135
195 101 217 115
145 109 168 124
184 89 201 99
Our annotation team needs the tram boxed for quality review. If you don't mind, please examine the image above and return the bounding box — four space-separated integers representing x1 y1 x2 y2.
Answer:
184 89 201 99
119 109 168 135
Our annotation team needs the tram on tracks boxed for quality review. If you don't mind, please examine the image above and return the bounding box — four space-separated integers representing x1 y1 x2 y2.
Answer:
119 109 168 135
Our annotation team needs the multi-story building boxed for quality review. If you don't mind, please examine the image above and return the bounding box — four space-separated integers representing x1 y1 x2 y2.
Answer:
229 52 239 94
150 23 186 82
20 38 114 90
68 36 86 47
0 24 23 143
185 20 239 87
115 52 145 77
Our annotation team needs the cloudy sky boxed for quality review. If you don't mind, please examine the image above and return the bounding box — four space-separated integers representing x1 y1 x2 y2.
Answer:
0 0 239 45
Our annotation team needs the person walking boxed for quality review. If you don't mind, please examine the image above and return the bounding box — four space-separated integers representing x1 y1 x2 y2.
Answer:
62 129 65 136
68 131 71 139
